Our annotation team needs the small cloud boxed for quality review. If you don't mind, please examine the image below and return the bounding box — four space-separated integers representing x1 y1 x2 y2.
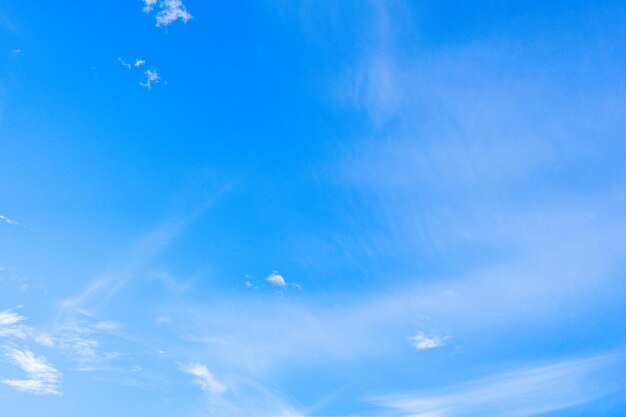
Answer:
150 270 191 293
140 69 160 89
0 309 25 326
90 321 120 331
134 59 145 67
408 331 446 350
142 0 158 13
267 271 286 287
182 363 226 395
103 352 122 360
33 333 54 348
118 57 131 69
0 215 19 226
245 281 252 288
143 0 192 27
1 347 62 395
155 316 170 326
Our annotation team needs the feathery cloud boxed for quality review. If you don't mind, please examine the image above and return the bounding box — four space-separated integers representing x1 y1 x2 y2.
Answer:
375 352 625 417
89 321 120 332
0 309 25 326
2 347 61 395
182 363 226 394
134 59 145 67
118 57 131 69
0 214 19 226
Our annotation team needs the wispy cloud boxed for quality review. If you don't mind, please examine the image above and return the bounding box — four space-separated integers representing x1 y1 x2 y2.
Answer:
374 352 625 417
2 347 62 395
140 69 160 89
143 0 192 27
182 363 226 394
119 58 162 89
90 321 120 332
0 214 19 226
118 57 131 69
408 332 446 350
60 194 226 323
0 308 32 340
0 309 25 326
142 0 158 13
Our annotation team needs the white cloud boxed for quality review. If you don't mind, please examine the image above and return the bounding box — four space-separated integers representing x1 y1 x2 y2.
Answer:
2 347 61 395
267 271 286 287
142 0 158 13
408 332 446 350
118 57 131 69
0 309 32 340
0 309 25 326
134 58 145 67
143 0 192 27
0 214 19 226
182 363 226 394
375 352 624 417
90 321 120 331
140 69 160 89
61 202 218 316
156 0 192 27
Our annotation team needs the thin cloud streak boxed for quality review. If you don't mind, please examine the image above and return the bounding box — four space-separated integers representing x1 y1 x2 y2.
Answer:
0 309 26 326
182 363 226 394
118 57 131 69
0 214 19 225
60 193 224 317
1 347 62 395
374 352 626 417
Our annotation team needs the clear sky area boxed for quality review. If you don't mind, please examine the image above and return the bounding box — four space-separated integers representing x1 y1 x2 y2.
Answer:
1 1 626 416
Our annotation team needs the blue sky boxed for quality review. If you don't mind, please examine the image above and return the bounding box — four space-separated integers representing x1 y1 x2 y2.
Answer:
1 1 626 416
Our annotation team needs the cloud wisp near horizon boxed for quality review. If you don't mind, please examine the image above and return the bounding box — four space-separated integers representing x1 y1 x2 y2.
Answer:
1 1 625 416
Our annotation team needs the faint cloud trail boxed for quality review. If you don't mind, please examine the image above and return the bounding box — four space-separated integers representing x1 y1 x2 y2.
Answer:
374 351 626 417
0 214 19 225
60 191 227 317
1 347 62 395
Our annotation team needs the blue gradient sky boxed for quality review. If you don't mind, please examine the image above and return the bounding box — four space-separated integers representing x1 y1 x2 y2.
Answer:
1 1 626 416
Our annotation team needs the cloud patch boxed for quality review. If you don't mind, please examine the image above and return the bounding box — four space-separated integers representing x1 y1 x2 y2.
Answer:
375 352 625 417
0 309 25 326
266 271 286 287
1 347 62 395
0 215 19 226
408 332 446 350
182 363 226 394
119 57 162 89
140 69 160 89
143 0 192 27
118 57 131 69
